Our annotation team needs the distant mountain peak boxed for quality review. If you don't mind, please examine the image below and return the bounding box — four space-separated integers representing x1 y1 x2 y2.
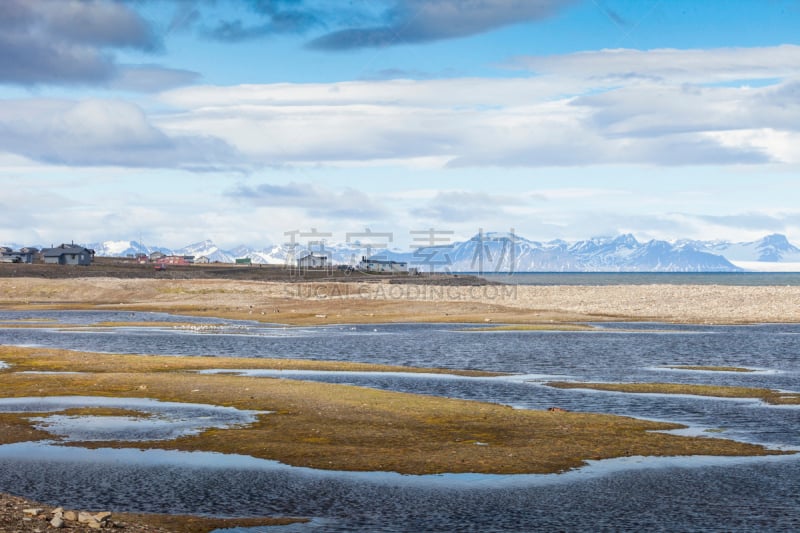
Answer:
754 233 800 262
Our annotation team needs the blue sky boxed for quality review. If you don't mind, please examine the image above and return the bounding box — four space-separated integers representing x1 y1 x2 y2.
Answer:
2 0 800 249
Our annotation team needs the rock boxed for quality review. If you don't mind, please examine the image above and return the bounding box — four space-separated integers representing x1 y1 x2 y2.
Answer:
50 516 64 528
78 511 96 523
94 511 112 522
63 511 77 522
23 508 43 516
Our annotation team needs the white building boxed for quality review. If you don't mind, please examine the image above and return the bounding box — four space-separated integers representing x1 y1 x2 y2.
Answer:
297 252 328 269
358 256 408 273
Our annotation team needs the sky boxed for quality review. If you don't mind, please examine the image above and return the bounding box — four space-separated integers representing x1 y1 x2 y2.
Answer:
2 0 800 250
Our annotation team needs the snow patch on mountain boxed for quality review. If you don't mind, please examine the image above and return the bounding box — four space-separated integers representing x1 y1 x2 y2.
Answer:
690 233 800 264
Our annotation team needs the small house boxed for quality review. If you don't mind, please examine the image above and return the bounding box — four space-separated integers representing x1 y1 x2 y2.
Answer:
297 252 328 269
41 244 94 266
149 251 166 262
195 255 211 264
17 247 39 264
0 247 37 264
0 250 20 263
159 255 193 265
358 256 408 273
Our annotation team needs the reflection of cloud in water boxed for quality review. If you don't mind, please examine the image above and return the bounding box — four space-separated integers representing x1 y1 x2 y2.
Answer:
0 396 265 442
0 361 8 370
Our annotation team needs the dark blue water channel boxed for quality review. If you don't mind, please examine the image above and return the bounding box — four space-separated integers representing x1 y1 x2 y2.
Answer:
0 310 798 531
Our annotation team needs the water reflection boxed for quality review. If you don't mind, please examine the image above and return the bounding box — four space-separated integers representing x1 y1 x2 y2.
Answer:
0 396 264 441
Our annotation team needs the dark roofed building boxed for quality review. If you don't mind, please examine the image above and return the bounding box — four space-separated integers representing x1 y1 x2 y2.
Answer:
41 244 94 266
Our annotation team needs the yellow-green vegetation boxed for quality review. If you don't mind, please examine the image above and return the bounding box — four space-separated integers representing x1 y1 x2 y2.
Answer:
546 381 800 405
666 365 756 373
0 346 500 378
0 346 789 475
0 323 75 329
0 412 54 444
111 513 306 532
463 324 595 332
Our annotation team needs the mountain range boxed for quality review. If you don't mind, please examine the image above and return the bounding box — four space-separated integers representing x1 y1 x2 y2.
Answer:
5 233 800 272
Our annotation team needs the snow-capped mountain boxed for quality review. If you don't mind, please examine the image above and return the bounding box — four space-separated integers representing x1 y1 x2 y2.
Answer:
175 240 236 264
85 240 162 258
680 233 800 271
13 233 800 272
384 233 740 273
686 234 800 262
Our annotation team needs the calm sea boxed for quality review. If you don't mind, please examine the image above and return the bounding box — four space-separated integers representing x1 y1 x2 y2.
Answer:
479 272 800 286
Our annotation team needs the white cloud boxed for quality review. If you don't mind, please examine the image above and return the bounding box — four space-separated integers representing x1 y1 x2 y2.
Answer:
510 45 800 84
156 46 800 169
109 64 201 93
0 98 240 169
226 181 386 220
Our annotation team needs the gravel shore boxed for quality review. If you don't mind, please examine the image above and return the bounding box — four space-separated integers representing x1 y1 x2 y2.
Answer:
2 278 798 324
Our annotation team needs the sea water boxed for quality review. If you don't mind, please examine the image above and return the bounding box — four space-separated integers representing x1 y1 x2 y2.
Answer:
0 310 798 531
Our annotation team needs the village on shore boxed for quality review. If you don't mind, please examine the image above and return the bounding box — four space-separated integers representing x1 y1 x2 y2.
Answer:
0 242 417 273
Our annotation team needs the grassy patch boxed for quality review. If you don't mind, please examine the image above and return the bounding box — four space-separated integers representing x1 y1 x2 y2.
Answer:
113 513 307 532
0 346 789 475
0 346 502 378
546 381 800 405
0 413 53 444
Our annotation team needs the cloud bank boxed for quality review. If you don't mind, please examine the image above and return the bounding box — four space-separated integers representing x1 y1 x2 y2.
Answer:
154 45 800 169
2 41 799 171
0 98 239 170
0 0 201 90
0 0 157 85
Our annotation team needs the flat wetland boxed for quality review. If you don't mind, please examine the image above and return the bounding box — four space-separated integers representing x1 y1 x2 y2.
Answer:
1 266 799 530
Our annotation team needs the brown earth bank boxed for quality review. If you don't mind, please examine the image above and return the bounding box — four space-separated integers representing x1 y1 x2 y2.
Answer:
0 258 490 285
1 276 800 325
